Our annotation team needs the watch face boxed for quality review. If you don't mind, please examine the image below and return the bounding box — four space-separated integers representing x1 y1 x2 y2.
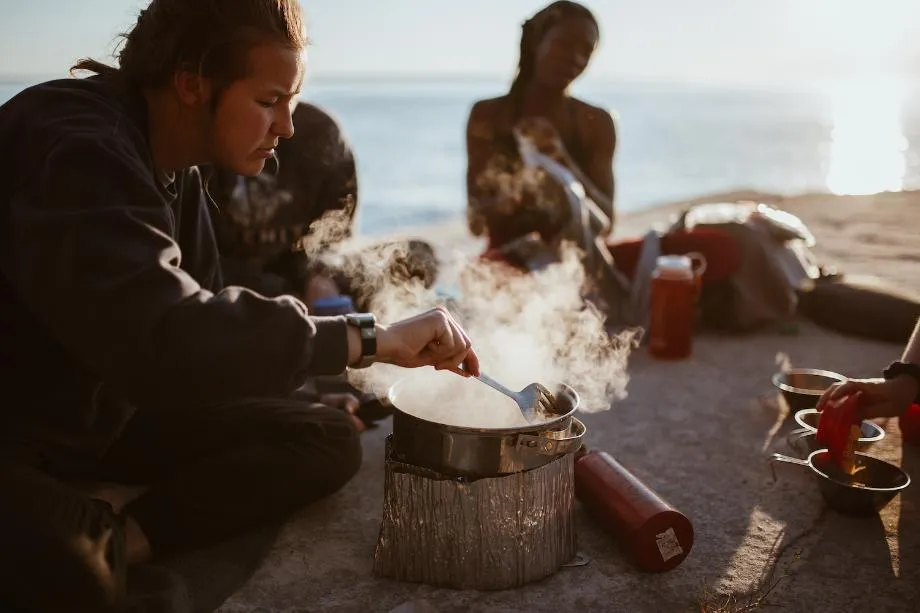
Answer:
347 312 377 366
349 313 376 327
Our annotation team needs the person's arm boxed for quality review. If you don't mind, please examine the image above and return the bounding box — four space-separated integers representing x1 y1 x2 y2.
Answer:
8 135 350 410
465 100 501 237
564 108 616 233
902 318 920 364
818 318 920 418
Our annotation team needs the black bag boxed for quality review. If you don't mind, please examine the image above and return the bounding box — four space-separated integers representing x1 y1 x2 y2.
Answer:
671 201 822 332
798 276 920 344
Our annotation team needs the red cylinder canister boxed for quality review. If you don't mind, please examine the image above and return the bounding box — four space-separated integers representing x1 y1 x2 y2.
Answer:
574 450 694 572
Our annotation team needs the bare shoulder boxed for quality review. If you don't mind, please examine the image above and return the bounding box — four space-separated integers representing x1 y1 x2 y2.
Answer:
572 99 617 152
572 99 616 132
468 95 509 125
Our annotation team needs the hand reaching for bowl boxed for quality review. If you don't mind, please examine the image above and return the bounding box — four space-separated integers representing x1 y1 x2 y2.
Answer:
817 376 918 419
362 306 480 377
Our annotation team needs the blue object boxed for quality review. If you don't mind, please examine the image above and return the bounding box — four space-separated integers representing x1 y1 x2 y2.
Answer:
311 295 356 316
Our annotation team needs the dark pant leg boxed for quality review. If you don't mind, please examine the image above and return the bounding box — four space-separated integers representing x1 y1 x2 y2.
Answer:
0 450 126 613
97 397 362 557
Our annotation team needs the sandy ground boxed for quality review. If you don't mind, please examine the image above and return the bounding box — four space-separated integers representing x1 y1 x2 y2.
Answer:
217 189 920 613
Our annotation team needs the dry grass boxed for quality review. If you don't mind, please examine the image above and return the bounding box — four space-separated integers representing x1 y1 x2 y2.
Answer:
697 551 801 613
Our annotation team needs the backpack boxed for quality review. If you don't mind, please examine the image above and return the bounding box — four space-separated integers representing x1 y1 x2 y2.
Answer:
668 201 823 332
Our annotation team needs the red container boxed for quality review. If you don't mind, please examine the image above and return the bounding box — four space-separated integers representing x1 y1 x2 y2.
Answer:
900 403 920 446
574 450 694 572
816 392 861 473
648 254 706 360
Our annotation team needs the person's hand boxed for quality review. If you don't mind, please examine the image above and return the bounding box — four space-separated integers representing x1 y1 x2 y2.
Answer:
320 392 364 432
375 306 480 376
817 376 919 419
72 482 149 513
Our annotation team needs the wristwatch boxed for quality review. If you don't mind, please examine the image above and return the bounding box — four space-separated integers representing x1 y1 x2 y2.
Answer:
882 361 920 403
345 313 377 369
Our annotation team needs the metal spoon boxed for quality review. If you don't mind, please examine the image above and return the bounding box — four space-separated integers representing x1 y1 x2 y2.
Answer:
470 370 558 423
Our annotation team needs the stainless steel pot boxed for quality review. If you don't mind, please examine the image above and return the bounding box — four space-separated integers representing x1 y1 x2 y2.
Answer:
387 379 586 478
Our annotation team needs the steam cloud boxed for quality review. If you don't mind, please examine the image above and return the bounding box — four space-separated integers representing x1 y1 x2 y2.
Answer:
298 191 637 424
353 242 636 420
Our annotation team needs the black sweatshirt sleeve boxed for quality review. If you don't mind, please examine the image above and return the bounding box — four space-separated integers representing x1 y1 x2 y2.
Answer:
6 134 348 409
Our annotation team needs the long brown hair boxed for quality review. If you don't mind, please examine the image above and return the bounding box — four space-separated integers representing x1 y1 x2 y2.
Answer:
71 0 306 104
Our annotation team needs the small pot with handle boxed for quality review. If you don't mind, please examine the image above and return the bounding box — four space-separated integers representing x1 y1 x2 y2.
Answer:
770 449 910 517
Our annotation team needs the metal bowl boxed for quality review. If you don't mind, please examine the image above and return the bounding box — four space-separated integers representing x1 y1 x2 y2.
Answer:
772 368 847 414
771 450 910 517
793 408 885 447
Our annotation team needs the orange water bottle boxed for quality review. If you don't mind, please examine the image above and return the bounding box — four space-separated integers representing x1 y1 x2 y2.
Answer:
648 253 706 360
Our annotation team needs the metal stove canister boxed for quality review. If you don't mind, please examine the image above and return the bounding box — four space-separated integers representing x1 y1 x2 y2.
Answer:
374 379 587 589
574 449 694 572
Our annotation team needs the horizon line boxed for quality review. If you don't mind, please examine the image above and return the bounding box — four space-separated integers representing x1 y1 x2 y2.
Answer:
3 70 918 92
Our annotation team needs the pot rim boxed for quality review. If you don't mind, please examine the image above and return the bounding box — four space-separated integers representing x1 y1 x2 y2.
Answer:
771 368 846 396
387 377 580 435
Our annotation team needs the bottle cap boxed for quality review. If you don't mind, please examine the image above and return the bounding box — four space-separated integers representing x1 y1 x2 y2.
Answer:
655 255 694 280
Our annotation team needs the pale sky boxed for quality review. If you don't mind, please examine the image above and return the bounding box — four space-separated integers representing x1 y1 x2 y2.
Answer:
2 0 920 87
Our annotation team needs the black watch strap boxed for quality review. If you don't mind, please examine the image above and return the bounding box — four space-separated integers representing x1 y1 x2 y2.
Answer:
345 313 377 368
883 361 920 403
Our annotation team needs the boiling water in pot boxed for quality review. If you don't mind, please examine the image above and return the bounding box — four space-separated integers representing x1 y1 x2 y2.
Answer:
392 369 561 429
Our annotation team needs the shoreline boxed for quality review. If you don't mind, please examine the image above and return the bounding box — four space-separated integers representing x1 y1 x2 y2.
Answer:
376 187 920 289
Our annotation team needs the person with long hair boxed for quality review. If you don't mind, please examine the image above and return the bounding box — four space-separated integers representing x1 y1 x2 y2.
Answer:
0 1 478 610
466 1 614 253
465 1 741 312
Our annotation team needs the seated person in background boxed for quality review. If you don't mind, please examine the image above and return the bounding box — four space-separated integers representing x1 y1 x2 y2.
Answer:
0 1 479 611
465 1 738 292
466 1 615 259
205 101 438 314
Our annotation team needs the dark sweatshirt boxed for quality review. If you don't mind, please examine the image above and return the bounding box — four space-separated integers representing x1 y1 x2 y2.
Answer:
0 75 349 456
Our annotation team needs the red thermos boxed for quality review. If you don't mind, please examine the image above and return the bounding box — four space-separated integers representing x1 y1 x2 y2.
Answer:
574 449 694 572
648 253 706 360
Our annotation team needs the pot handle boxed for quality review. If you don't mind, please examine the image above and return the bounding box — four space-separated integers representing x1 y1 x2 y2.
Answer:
769 452 810 482
516 417 586 456
785 427 811 454
794 408 820 431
